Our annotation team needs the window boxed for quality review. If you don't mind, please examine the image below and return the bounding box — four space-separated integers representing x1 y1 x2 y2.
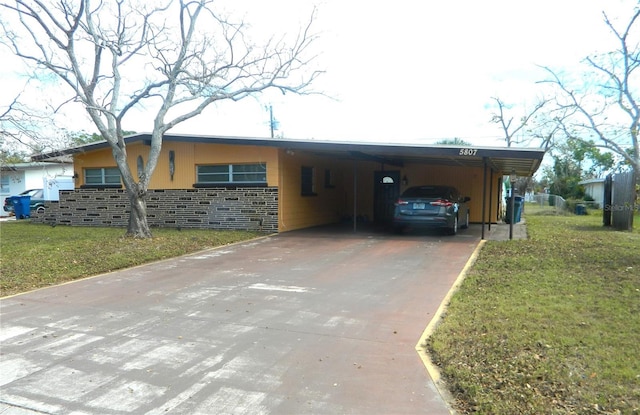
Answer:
0 175 9 194
324 169 335 188
301 166 316 196
25 189 43 199
196 164 267 185
84 167 121 186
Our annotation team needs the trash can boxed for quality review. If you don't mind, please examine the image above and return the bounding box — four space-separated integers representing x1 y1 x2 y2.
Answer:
575 203 587 215
505 196 523 224
514 196 523 223
13 195 31 219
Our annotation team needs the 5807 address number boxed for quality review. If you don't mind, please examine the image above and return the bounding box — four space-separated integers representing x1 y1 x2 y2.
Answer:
459 148 478 156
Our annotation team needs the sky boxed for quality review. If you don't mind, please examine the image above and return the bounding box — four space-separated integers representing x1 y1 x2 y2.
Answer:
1 0 637 149
177 0 635 146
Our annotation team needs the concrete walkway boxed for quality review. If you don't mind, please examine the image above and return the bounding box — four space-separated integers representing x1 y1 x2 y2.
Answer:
0 223 525 414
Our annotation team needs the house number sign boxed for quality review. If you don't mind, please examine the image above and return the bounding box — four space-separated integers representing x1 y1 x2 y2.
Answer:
458 148 478 156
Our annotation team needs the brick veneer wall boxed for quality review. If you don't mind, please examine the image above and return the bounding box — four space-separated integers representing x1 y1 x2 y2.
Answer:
33 188 279 232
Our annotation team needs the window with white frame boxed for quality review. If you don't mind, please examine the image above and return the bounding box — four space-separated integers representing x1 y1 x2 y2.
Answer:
0 175 10 194
196 163 267 185
84 167 121 186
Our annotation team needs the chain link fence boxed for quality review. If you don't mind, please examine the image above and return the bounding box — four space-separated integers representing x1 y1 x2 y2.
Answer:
526 193 567 215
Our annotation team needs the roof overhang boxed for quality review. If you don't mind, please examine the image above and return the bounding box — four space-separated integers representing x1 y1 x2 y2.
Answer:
32 133 546 177
1 160 73 171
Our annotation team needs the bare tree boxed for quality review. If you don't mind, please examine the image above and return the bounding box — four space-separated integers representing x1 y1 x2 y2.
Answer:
490 96 548 147
0 0 322 238
541 8 640 177
527 105 573 152
1 91 79 160
1 94 33 154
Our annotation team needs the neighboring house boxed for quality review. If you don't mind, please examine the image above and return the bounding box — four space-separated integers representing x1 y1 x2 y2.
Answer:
579 178 606 207
32 134 546 233
0 161 74 217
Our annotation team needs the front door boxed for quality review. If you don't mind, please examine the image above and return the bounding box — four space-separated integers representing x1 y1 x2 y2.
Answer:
373 171 400 224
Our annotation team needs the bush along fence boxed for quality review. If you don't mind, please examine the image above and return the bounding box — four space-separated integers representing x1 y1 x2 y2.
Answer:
604 171 638 231
31 187 279 232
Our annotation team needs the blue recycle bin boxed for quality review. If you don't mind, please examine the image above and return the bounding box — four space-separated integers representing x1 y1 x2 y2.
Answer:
13 195 31 219
505 196 523 224
575 204 587 215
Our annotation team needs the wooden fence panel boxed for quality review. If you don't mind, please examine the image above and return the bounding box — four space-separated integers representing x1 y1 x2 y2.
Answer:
610 171 637 231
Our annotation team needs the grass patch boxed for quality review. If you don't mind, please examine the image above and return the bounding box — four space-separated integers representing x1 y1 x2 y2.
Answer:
427 213 640 414
0 222 263 297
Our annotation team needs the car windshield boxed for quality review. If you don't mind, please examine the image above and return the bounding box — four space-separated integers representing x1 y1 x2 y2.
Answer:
401 186 453 199
21 189 43 198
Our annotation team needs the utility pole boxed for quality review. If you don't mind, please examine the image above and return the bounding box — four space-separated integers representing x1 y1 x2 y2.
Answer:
269 105 274 138
266 105 279 138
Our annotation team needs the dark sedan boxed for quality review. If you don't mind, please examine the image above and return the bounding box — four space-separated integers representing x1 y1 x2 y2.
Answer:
3 189 46 214
392 185 470 235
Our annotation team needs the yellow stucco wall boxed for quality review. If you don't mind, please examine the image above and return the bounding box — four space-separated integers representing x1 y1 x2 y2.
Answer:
277 150 350 231
341 160 379 222
74 142 279 189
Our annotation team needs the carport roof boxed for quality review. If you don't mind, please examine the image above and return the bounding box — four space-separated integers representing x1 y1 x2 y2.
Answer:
33 133 546 176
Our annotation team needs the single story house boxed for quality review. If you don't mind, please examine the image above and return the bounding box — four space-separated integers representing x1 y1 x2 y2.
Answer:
32 134 545 234
0 161 74 217
578 178 606 207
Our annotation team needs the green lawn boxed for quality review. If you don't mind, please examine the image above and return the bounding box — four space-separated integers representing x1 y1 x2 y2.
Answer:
0 222 263 297
427 211 640 414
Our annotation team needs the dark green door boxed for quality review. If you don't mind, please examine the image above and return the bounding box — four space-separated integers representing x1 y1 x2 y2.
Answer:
374 171 400 224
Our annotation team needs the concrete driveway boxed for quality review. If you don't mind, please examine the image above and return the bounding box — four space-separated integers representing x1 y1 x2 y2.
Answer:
0 226 482 414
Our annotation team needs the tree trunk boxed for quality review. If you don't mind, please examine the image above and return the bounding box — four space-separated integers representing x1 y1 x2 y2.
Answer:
127 191 152 238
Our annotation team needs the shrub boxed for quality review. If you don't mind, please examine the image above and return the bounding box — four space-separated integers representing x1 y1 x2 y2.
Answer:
565 198 583 213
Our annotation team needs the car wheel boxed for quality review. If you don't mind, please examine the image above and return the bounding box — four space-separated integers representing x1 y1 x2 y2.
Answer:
36 206 46 214
461 211 470 229
448 215 458 235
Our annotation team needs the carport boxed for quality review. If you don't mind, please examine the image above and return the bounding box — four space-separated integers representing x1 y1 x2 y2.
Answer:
240 137 545 236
